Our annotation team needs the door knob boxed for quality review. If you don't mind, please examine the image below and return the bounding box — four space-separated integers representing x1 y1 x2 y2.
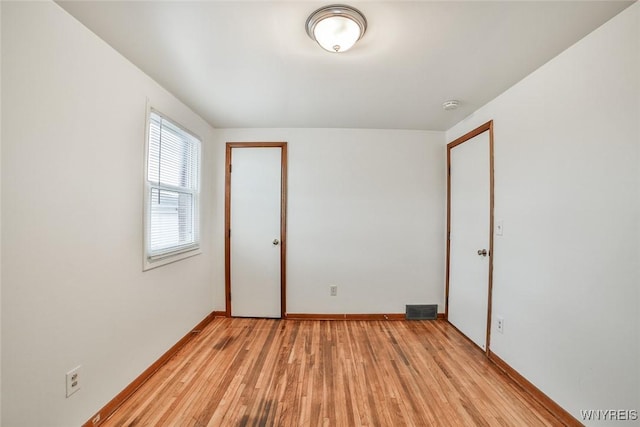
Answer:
273 239 280 246
477 249 487 256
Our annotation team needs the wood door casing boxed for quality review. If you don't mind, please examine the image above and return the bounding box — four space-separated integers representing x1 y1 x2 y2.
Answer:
225 142 288 318
445 121 495 354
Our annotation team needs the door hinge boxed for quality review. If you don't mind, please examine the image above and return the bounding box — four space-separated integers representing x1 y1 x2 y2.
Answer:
229 164 232 173
228 229 231 238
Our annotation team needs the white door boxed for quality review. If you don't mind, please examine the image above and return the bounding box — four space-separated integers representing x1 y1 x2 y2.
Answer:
230 147 282 318
448 130 491 350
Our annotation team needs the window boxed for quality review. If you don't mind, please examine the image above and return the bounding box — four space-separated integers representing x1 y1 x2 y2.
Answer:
144 110 201 269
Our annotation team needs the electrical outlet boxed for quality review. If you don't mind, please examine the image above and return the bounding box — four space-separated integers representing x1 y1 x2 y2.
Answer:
66 365 82 397
330 285 337 296
496 316 504 334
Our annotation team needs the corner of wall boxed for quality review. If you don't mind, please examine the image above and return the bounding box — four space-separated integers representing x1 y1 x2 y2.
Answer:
1 1 4 423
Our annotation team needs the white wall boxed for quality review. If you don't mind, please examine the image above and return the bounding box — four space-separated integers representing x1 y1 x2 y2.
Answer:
214 128 445 314
447 3 639 424
1 3 217 426
0 2 3 422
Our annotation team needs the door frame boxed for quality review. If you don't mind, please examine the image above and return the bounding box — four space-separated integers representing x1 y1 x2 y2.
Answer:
225 142 288 318
445 121 495 354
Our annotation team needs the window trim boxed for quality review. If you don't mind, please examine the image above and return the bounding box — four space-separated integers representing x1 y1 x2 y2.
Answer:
143 106 202 271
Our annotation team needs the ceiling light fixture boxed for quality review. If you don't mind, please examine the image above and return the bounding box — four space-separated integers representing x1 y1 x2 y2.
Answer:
442 100 460 111
306 5 367 53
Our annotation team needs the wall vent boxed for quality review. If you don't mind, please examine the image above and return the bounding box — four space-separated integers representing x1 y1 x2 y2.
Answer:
406 304 438 320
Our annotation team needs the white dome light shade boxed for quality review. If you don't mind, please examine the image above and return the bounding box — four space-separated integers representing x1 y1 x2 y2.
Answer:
306 5 367 53
313 16 361 52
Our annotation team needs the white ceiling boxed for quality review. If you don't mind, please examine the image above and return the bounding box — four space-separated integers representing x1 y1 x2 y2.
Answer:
57 1 633 131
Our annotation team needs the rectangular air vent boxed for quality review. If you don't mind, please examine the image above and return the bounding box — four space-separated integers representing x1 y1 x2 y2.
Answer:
406 304 438 320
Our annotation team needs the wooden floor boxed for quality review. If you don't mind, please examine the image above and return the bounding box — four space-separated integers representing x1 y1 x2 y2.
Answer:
102 318 562 427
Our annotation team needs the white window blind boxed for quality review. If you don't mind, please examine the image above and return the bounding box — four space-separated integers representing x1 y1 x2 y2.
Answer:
145 111 201 262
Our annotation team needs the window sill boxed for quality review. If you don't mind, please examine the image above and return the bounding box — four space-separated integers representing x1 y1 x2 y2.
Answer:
143 248 201 271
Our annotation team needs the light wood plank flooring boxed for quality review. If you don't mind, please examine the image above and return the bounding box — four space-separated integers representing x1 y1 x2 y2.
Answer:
102 318 562 426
